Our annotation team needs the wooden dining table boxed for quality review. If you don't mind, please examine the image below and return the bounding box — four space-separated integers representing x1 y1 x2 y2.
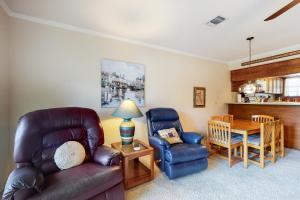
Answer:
231 119 261 168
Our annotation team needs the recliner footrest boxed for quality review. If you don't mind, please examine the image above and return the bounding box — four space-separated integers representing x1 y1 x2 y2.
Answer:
165 158 208 179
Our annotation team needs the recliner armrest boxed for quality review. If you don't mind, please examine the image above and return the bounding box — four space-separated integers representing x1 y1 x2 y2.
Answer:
149 136 171 149
181 132 203 144
93 145 121 166
3 167 44 200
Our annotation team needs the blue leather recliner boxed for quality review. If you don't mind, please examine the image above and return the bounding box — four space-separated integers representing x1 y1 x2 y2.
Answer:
146 108 208 179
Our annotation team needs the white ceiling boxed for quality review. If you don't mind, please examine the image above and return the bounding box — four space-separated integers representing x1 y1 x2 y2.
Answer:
3 0 300 62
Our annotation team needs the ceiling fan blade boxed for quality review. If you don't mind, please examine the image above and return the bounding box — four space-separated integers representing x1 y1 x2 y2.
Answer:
265 0 300 21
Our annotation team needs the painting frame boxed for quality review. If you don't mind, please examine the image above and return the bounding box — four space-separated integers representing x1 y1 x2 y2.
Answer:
193 87 206 108
101 58 145 108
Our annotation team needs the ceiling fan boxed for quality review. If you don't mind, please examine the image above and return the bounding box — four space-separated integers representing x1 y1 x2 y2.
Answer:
265 0 300 21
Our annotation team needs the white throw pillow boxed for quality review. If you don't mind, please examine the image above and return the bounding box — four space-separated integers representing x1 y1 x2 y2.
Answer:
158 128 183 144
54 141 86 170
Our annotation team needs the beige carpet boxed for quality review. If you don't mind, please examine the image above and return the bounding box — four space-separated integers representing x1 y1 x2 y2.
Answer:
126 149 300 200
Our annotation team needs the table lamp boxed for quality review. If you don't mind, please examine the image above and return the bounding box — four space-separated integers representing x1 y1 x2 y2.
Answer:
112 99 143 145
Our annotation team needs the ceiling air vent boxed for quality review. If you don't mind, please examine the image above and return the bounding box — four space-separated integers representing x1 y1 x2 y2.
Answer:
206 16 226 27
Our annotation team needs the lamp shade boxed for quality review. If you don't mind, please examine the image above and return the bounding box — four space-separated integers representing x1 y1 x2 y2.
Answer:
112 100 143 119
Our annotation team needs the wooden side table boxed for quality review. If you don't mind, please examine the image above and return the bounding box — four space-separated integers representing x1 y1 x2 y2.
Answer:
111 139 154 190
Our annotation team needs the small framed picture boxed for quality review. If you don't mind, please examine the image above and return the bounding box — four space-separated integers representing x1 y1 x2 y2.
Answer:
193 87 206 108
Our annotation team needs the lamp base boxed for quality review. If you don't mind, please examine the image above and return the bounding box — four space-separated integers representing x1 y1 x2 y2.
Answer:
120 118 135 145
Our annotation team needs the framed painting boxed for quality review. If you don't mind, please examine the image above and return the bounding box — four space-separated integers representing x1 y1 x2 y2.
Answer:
193 87 206 108
101 59 145 108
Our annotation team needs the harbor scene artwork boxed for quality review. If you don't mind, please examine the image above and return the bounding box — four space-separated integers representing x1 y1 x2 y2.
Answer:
101 59 145 108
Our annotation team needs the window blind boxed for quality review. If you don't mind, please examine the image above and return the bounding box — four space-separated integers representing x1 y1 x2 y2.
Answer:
285 77 300 97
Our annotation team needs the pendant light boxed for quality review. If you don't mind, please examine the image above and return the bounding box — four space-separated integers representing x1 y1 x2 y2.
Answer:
241 37 257 94
247 37 254 67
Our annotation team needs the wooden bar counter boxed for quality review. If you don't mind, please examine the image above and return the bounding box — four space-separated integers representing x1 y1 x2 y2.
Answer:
228 102 300 150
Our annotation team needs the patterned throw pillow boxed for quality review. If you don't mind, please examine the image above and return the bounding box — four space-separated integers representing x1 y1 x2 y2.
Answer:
158 128 183 144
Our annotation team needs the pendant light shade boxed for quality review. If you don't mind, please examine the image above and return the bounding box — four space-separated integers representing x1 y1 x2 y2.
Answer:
243 81 257 94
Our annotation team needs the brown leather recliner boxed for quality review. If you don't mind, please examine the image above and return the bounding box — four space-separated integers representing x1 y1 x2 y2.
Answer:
2 107 124 200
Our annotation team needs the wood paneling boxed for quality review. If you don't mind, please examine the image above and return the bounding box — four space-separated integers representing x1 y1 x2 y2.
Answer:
231 58 300 92
241 50 300 66
228 104 300 150
231 80 247 92
231 58 300 82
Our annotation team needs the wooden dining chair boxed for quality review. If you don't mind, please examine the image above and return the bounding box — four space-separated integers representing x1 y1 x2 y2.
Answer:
274 120 285 159
252 115 274 123
207 120 242 167
247 121 276 168
211 115 234 123
210 115 241 158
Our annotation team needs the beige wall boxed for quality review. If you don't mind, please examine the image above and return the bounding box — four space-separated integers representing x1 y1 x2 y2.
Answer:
9 18 230 146
5 17 230 184
0 6 10 190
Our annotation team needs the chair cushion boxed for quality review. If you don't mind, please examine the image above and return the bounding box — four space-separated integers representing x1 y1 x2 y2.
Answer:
248 135 261 146
165 144 208 164
231 133 243 138
148 108 179 122
250 133 260 138
231 136 243 144
151 121 182 136
30 163 122 200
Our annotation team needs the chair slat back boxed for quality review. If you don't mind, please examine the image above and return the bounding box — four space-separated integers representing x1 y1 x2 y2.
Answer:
260 121 275 146
208 120 231 146
223 115 234 123
211 116 223 121
274 120 283 141
252 115 274 123
211 115 233 123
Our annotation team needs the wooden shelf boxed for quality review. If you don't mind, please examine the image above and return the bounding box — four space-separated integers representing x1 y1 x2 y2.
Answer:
111 139 154 190
125 159 152 189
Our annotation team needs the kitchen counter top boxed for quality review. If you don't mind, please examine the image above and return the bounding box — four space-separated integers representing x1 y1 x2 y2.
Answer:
227 102 300 106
